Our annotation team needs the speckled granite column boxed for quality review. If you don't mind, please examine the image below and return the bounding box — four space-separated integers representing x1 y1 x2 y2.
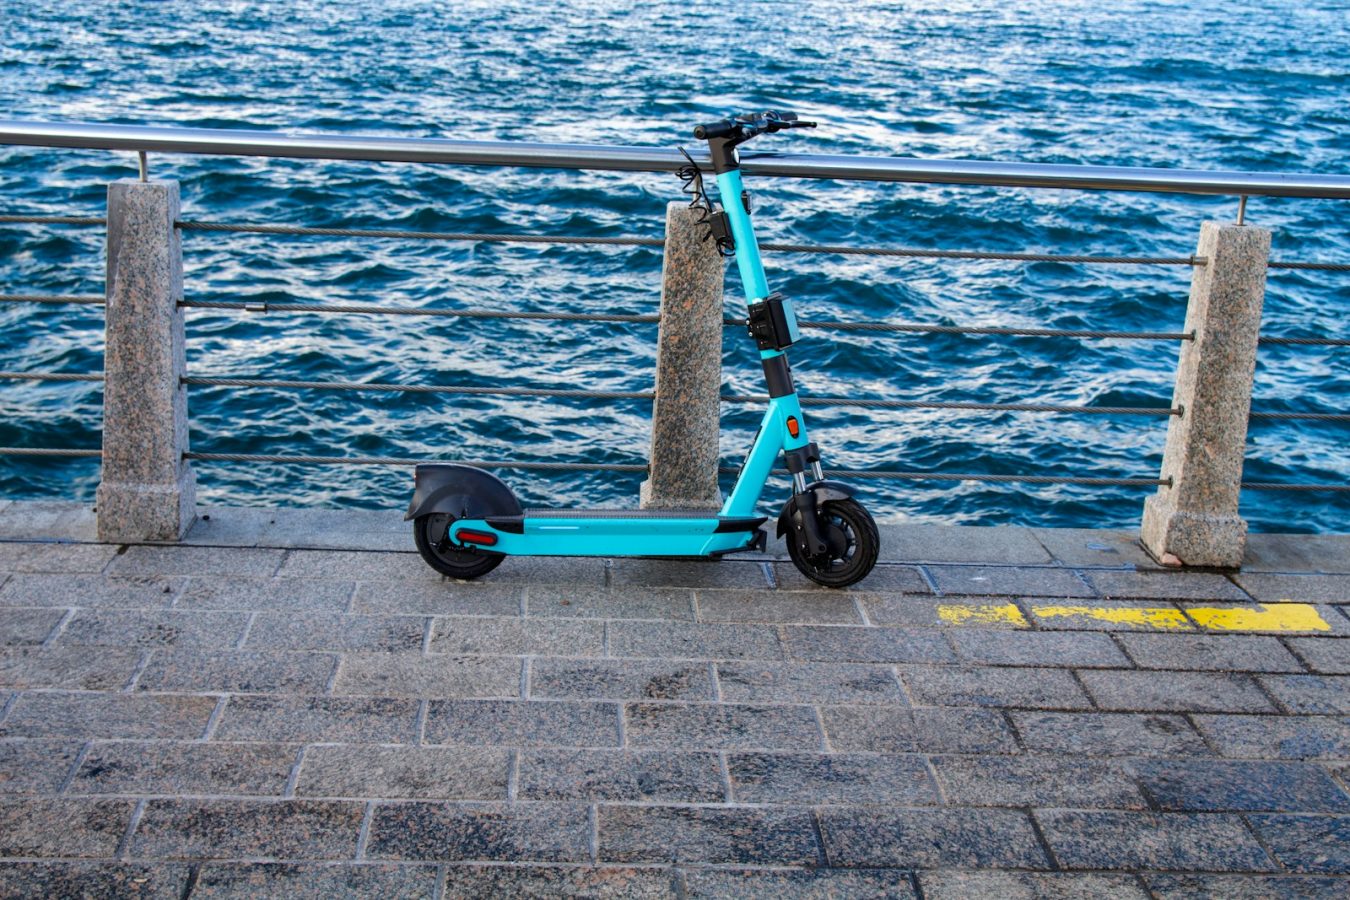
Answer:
639 202 726 510
96 179 196 541
1141 221 1270 568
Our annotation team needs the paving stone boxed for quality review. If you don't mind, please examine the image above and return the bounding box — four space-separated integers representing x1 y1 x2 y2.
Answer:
0 740 82 794
174 577 353 612
70 741 297 796
598 804 818 864
608 558 769 589
1078 669 1275 713
1010 711 1211 757
0 798 135 857
1243 533 1350 574
0 607 65 645
608 622 784 660
1083 570 1250 600
352 580 523 616
1261 675 1350 714
774 563 931 594
921 870 1149 900
821 706 1017 754
1035 809 1272 871
1135 759 1350 812
1144 873 1350 900
883 523 1053 565
1118 633 1305 672
819 806 1047 868
295 745 509 800
779 624 957 664
1288 638 1350 675
949 628 1130 668
932 755 1146 809
0 646 142 690
332 653 521 698
900 665 1092 710
1025 600 1194 631
862 594 1029 629
1192 714 1350 760
624 702 821 751
0 692 217 740
728 751 937 806
424 700 620 748
716 661 905 705
0 862 190 899
0 503 95 543
463 556 607 587
1247 814 1350 873
191 863 440 899
517 749 723 802
430 615 605 655
8 543 119 574
1031 527 1159 569
244 612 424 651
0 573 180 608
214 695 419 743
130 798 364 860
927 565 1092 598
684 868 917 899
135 650 336 694
276 549 433 581
525 586 695 621
57 609 251 648
695 588 863 624
108 545 285 578
366 801 591 861
441 865 678 899
531 659 714 701
1235 574 1350 604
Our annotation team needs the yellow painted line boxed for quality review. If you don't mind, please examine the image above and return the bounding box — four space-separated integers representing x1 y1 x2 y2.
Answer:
1186 602 1330 632
937 602 1028 628
1032 604 1191 630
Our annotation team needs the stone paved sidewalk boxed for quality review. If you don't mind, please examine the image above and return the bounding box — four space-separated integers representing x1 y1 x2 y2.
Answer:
0 503 1347 898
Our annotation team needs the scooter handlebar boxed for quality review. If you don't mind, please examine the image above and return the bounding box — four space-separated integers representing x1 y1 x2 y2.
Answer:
693 110 817 141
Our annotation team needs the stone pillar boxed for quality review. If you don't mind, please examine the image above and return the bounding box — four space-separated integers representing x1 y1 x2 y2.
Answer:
639 202 726 510
1141 221 1270 567
96 179 196 542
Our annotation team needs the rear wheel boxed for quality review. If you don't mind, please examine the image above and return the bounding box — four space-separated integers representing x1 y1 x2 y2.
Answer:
413 514 504 580
787 498 879 588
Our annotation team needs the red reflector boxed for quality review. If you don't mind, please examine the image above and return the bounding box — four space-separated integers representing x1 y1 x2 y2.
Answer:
786 416 800 438
457 529 498 547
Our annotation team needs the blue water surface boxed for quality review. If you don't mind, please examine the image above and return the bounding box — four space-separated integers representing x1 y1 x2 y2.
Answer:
0 0 1346 530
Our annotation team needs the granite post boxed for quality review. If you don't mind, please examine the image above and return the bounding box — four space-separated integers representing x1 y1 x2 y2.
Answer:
1141 221 1270 567
639 202 726 509
96 179 196 541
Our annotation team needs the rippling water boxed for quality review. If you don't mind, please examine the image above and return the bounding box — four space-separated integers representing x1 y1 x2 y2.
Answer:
1 0 1346 530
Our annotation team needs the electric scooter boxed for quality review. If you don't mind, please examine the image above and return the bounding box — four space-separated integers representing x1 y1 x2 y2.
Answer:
406 111 880 587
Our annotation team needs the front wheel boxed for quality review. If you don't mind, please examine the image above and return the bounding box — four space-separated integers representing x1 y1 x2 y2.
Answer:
413 514 504 580
787 498 879 588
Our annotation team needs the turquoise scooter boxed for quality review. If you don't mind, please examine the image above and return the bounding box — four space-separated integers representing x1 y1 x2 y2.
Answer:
406 111 880 587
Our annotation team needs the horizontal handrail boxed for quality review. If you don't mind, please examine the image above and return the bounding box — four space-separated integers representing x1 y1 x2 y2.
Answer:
2 120 1349 198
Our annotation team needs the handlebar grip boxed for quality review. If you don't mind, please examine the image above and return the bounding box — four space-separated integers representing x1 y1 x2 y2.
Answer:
693 119 737 140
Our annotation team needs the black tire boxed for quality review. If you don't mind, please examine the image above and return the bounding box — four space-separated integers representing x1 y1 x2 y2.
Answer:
413 514 504 580
786 498 880 588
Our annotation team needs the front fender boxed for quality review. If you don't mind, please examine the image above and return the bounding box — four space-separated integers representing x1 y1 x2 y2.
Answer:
775 480 855 538
405 464 523 521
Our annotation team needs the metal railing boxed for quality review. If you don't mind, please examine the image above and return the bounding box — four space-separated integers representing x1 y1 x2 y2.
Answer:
1 120 1347 553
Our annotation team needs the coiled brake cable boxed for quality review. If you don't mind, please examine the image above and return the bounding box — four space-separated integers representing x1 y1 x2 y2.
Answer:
676 147 736 257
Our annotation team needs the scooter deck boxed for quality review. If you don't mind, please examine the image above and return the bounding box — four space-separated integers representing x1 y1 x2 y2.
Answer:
452 510 768 557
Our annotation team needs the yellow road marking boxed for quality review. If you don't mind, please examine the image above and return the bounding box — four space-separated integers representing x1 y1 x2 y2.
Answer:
1186 602 1330 632
1032 604 1191 630
934 600 1330 633
937 602 1028 628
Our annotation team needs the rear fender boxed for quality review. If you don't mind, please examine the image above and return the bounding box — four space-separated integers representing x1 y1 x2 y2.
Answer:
405 464 523 522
